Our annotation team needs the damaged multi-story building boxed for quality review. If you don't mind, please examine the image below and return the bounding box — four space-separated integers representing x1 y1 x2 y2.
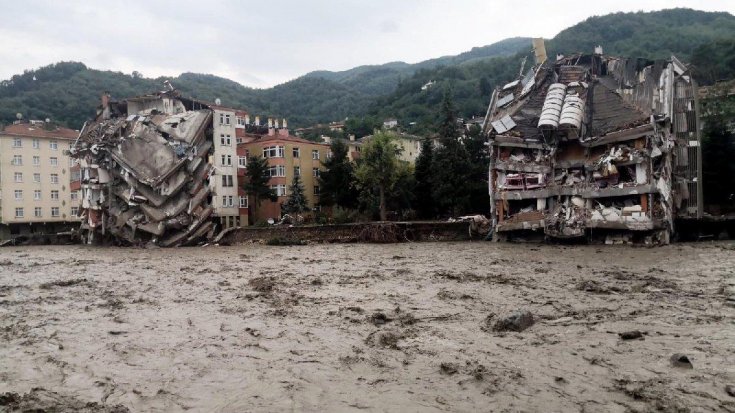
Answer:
483 40 702 244
69 88 220 246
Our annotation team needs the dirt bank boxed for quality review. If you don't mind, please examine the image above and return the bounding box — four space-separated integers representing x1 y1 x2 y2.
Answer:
1 242 734 412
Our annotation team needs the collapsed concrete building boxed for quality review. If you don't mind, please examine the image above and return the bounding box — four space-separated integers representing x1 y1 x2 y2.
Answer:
483 42 702 244
69 89 218 246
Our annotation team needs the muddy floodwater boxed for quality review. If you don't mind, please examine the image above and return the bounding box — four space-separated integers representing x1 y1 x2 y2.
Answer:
1 242 734 412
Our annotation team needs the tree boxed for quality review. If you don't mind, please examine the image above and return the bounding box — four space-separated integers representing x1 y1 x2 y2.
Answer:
355 131 403 221
242 155 277 223
464 124 490 213
281 174 310 215
431 88 472 216
319 139 358 209
413 137 436 218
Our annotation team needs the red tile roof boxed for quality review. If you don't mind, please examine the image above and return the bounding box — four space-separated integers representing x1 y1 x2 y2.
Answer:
1 123 79 140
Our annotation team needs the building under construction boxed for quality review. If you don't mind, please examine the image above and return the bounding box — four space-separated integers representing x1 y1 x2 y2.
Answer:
482 40 702 244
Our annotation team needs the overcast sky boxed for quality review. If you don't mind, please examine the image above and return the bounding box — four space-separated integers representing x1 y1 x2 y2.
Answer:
1 0 732 88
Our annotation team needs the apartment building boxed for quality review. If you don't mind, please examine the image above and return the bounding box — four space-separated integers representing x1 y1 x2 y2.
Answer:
483 44 701 244
0 121 80 240
210 105 244 229
237 123 330 224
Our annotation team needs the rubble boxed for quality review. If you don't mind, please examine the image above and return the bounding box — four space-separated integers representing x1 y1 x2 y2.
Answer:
69 89 217 246
484 40 702 244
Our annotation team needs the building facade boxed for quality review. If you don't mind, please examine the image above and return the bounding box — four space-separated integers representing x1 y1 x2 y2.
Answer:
237 127 330 223
0 121 80 240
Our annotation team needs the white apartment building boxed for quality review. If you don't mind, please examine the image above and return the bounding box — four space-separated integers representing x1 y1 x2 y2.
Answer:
211 106 248 228
0 121 80 240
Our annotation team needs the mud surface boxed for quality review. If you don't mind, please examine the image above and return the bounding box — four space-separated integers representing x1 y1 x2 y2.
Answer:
1 242 734 412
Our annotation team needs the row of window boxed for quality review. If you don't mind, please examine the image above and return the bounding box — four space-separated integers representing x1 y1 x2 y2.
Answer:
10 155 65 166
262 146 322 160
11 138 61 150
12 189 63 200
14 206 70 218
269 185 320 197
11 172 62 184
220 195 248 208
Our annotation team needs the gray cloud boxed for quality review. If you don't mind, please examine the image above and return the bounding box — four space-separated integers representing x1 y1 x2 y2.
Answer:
0 0 732 88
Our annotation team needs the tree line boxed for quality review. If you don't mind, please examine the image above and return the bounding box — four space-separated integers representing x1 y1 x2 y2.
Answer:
240 88 491 223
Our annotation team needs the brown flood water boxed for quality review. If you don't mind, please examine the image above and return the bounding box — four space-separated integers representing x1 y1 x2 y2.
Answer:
1 242 734 412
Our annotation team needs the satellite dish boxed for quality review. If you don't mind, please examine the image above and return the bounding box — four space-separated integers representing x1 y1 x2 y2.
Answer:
16 113 22 120
215 98 222 106
45 118 51 123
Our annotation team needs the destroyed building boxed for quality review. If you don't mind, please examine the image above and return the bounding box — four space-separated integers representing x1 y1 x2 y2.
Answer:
482 41 702 244
69 89 225 246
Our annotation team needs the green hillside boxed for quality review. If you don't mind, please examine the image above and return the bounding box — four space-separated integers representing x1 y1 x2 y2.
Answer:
370 8 735 134
1 8 733 132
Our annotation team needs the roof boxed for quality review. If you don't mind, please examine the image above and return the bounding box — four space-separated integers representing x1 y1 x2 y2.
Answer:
1 123 79 140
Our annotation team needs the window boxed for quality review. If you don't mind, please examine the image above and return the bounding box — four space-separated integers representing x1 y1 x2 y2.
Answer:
11 155 22 166
221 196 235 208
14 190 22 200
239 196 248 208
15 208 24 218
50 174 59 184
327 151 333 159
51 190 59 200
271 184 287 197
237 116 245 126
71 170 81 181
313 185 320 195
220 134 231 146
34 190 41 200
293 147 300 157
236 137 243 144
12 138 22 148
219 113 224 124
221 175 234 187
225 114 231 125
70 191 78 201
312 168 320 178
50 157 58 167
71 207 79 216
51 207 60 217
34 207 42 218
50 140 58 150
221 154 232 166
267 165 285 177
32 139 39 149
263 146 284 158
14 172 22 183
33 156 40 166
33 173 40 183
294 166 300 176
313 205 322 212
312 149 320 160
238 156 247 168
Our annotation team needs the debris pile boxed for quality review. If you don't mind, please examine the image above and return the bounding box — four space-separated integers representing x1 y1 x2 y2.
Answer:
69 90 216 246
484 39 702 244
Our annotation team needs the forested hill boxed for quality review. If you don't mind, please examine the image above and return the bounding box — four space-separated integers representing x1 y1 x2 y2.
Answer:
1 8 734 131
303 37 532 97
368 8 735 135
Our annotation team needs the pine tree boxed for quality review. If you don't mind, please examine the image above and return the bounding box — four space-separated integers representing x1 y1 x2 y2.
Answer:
413 137 436 218
242 155 277 223
281 174 310 215
319 139 358 209
431 88 472 216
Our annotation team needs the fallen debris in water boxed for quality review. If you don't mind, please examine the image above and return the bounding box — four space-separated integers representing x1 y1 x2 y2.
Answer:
492 310 535 332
